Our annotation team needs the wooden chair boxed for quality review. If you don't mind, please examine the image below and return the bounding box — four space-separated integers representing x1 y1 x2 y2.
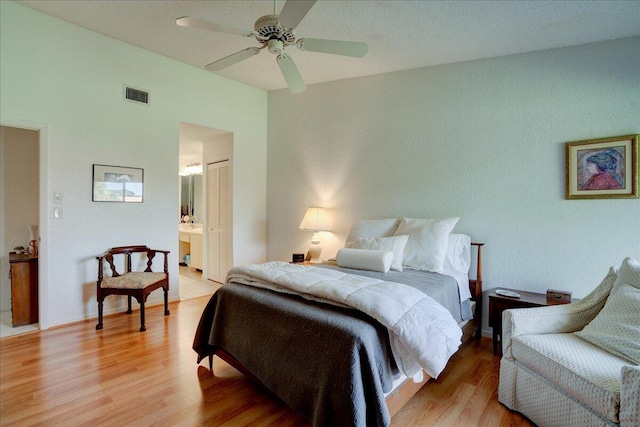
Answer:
96 245 170 332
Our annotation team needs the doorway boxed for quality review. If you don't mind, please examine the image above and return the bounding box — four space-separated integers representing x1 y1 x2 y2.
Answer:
0 125 40 338
178 122 232 301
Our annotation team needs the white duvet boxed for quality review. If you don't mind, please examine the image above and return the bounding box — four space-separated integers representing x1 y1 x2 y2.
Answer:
226 261 462 379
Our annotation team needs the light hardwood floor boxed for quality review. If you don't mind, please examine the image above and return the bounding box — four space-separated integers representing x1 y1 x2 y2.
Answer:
0 296 534 427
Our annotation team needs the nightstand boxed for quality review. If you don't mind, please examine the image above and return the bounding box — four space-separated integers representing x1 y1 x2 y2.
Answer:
489 288 573 355
291 260 334 266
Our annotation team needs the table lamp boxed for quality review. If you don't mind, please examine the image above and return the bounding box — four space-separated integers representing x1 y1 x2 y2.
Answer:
299 207 329 263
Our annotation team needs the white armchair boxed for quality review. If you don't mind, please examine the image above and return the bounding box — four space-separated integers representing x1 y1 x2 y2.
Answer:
498 264 640 427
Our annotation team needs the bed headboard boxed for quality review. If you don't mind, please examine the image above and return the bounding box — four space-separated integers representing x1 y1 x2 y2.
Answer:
468 242 484 339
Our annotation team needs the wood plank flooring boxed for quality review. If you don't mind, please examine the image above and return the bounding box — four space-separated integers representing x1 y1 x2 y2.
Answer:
0 295 534 426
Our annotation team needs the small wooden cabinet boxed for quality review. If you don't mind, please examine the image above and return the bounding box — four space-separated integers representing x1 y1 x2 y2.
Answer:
489 288 572 355
9 254 38 326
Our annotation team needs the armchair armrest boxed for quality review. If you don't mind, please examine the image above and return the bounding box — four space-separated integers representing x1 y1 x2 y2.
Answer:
621 365 640 427
502 266 618 359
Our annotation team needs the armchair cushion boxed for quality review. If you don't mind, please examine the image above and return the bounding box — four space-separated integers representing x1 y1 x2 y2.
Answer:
575 284 640 364
512 333 629 423
612 257 640 295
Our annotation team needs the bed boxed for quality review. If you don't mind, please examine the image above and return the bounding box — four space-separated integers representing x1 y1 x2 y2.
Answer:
193 217 484 426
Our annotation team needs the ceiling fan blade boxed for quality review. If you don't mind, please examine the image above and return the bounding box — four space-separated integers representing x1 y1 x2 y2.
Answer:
205 47 261 72
176 16 253 37
278 0 317 29
297 38 368 58
276 53 306 94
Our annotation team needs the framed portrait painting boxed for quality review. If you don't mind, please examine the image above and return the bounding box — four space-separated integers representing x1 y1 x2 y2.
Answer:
565 134 638 199
92 164 144 202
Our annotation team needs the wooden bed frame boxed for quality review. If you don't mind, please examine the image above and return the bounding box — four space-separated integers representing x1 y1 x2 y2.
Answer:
208 242 484 421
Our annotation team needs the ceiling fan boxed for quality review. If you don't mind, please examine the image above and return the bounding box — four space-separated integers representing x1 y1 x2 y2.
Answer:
176 0 368 94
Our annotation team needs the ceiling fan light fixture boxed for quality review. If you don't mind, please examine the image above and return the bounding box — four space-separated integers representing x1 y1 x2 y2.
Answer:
268 39 284 55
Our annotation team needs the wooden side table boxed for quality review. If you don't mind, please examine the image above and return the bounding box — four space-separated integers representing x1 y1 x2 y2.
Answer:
489 288 572 355
9 253 39 327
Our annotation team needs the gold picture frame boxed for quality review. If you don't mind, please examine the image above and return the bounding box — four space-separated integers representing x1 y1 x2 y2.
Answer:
565 134 638 199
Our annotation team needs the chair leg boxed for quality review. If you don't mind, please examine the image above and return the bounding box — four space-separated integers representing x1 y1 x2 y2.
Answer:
127 295 133 314
209 354 213 371
96 300 104 330
164 286 170 315
139 301 146 332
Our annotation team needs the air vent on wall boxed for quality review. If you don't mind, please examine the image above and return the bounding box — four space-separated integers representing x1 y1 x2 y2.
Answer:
124 85 149 105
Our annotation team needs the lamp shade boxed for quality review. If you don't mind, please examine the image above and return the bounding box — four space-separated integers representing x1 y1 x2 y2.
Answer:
299 207 329 232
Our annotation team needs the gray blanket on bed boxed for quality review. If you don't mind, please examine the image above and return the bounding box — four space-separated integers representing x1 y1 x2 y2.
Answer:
194 282 396 426
192 266 468 427
316 264 472 322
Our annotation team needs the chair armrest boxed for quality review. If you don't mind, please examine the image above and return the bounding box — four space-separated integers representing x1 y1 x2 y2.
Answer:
621 365 640 427
502 266 618 359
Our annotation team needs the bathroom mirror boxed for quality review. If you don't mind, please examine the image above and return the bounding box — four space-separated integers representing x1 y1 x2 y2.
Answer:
180 174 203 220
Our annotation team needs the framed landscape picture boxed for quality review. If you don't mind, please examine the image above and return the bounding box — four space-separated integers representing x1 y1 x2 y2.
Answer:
565 134 638 199
92 164 144 202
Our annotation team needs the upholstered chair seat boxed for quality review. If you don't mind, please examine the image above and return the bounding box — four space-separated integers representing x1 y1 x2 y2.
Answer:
101 272 167 289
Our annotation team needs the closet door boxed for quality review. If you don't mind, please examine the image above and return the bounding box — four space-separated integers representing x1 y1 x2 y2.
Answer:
207 161 231 282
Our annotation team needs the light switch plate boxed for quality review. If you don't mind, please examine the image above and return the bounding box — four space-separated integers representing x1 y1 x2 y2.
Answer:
54 191 63 204
54 207 63 219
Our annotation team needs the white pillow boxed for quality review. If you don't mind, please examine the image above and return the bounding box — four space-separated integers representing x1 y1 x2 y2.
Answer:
394 217 459 273
353 234 409 272
575 283 640 364
336 248 393 273
443 233 471 273
344 218 400 248
611 257 640 295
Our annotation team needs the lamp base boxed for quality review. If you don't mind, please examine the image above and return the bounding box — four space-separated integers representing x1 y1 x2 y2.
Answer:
29 240 38 256
308 242 322 263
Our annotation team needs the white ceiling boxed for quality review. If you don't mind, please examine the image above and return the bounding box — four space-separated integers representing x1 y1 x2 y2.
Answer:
15 0 640 163
17 0 640 93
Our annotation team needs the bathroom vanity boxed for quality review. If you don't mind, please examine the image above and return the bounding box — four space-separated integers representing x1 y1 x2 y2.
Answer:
179 224 203 270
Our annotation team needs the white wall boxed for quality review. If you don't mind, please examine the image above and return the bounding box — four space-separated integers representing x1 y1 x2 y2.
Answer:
267 36 640 332
0 2 267 328
0 126 39 312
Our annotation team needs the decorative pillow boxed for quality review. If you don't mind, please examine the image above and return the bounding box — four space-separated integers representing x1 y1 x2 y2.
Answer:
611 257 640 295
336 248 393 273
344 218 400 248
353 234 409 272
443 233 471 273
575 283 640 364
393 217 459 273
